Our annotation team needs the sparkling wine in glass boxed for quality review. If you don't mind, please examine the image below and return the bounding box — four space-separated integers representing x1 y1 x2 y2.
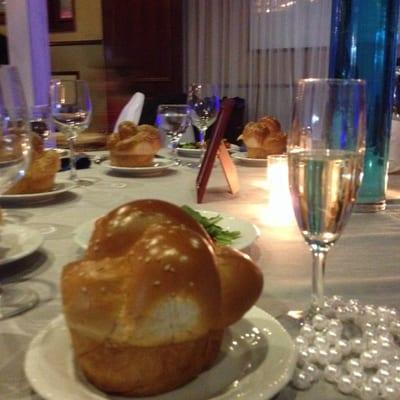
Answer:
156 104 190 159
288 78 366 316
49 79 92 183
187 83 220 165
0 65 38 319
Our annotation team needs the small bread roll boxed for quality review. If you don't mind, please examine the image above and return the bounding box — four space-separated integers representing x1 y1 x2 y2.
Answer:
107 122 161 167
61 199 263 396
5 133 60 194
239 115 286 158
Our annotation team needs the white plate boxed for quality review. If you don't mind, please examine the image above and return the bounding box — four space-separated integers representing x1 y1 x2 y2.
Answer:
177 145 240 158
231 152 268 167
25 306 296 400
73 210 260 252
0 223 44 265
0 180 76 203
104 159 175 175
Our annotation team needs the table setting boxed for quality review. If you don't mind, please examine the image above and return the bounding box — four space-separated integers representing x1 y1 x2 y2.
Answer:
0 68 400 400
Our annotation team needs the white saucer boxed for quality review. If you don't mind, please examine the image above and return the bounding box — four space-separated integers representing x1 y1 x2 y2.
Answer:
0 180 76 203
73 210 260 252
231 152 268 166
0 224 44 265
104 159 175 175
24 306 296 400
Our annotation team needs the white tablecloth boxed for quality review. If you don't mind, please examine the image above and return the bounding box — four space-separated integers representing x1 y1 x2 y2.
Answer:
1 154 400 400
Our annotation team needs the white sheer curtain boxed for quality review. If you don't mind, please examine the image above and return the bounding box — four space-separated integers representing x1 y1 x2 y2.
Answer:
184 0 332 130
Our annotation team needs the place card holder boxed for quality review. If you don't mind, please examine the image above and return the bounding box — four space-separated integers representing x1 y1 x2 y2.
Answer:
196 98 239 203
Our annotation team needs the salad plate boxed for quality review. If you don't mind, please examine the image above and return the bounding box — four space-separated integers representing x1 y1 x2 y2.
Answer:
0 180 76 203
104 159 175 176
73 210 260 252
0 224 44 265
25 306 296 400
231 152 268 167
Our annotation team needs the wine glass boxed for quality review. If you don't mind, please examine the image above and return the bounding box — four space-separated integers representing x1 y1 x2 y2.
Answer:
288 78 366 317
187 83 220 165
49 79 92 183
0 66 38 319
156 104 190 162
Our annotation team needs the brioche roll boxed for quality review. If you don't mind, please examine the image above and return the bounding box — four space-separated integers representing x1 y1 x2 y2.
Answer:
61 200 263 396
107 122 161 167
5 133 60 194
239 115 286 158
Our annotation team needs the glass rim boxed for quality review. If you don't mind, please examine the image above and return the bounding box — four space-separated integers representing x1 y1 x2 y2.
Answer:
298 78 366 86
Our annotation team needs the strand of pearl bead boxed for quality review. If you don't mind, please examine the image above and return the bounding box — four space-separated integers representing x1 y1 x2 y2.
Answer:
291 296 400 399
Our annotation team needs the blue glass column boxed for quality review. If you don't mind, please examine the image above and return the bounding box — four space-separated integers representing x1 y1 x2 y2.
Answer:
329 0 400 211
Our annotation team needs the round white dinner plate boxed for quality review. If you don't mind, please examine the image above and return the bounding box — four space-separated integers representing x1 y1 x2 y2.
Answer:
104 159 175 175
0 224 44 265
177 144 240 158
231 152 268 167
0 180 76 203
24 306 296 400
73 210 260 252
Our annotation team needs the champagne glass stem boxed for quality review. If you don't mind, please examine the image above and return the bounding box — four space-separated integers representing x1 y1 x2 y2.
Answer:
198 129 207 166
311 248 328 311
67 129 78 181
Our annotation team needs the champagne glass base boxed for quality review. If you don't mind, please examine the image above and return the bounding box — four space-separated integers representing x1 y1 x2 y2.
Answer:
354 200 386 213
0 285 39 320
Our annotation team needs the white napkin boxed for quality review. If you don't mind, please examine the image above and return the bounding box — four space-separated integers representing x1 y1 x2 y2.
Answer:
113 92 145 132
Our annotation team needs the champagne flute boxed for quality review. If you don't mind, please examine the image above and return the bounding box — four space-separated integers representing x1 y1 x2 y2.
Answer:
187 83 220 165
49 79 92 183
156 104 190 162
0 66 38 319
288 78 366 317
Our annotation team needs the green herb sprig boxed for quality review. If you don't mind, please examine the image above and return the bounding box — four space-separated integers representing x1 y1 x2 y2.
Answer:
181 205 241 246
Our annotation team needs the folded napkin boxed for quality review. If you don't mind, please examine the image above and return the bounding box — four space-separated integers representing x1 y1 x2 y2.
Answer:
113 92 145 132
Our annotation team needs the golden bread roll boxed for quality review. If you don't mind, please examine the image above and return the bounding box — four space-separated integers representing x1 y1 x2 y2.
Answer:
239 115 287 158
61 199 263 396
107 122 161 167
5 133 60 194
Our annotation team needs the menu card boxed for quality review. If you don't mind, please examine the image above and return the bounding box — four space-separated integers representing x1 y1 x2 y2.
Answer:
196 98 239 203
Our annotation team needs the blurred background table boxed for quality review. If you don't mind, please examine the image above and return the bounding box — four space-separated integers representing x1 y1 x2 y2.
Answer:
1 156 400 400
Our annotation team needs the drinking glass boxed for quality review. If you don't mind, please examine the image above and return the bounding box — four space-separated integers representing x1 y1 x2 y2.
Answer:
0 66 38 319
288 78 366 316
156 104 190 160
49 79 92 183
187 83 220 165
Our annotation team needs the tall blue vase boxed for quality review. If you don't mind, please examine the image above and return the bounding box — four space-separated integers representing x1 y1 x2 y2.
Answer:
329 0 400 211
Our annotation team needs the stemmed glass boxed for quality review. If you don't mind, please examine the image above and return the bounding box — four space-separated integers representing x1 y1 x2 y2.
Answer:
187 83 220 165
156 104 190 163
49 79 92 183
0 66 38 319
288 78 366 317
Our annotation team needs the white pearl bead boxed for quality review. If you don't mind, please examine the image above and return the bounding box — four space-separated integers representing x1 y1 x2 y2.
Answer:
304 363 321 382
314 335 329 351
376 367 391 382
299 323 315 341
323 364 342 383
360 351 378 369
350 369 365 386
307 346 318 363
291 368 312 390
358 384 379 400
338 375 355 394
336 306 352 322
367 375 384 391
297 349 311 366
326 329 340 345
346 357 362 373
350 337 365 354
295 335 309 348
389 320 400 336
312 314 329 331
316 349 329 366
328 347 343 364
336 339 352 356
381 385 399 400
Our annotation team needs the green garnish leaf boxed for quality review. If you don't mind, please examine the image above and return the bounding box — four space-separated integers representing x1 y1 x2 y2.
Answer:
181 205 241 246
